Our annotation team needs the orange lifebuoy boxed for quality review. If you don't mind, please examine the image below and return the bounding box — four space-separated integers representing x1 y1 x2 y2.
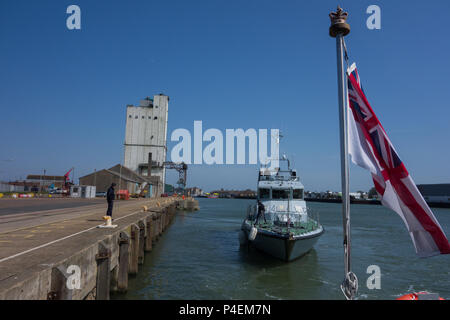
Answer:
396 292 445 300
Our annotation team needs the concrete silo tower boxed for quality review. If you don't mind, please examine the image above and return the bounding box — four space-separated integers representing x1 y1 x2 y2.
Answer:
124 94 169 195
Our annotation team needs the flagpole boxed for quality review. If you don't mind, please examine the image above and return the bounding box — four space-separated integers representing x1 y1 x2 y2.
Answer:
329 6 357 300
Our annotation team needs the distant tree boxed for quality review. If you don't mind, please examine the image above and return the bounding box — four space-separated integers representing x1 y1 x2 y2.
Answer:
368 187 377 199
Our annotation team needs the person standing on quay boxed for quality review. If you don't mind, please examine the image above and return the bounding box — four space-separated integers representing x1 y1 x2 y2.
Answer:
106 183 116 218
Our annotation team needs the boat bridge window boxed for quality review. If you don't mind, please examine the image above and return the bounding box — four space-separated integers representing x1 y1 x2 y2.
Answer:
259 188 270 199
293 189 304 199
272 189 290 199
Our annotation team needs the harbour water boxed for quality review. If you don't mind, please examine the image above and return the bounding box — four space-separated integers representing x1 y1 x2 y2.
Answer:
114 198 450 300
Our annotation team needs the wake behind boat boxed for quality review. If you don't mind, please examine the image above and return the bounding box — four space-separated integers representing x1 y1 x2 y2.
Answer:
240 157 323 261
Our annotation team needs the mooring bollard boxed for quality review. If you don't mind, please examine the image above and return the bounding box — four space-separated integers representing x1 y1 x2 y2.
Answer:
138 220 145 265
145 217 152 252
96 242 111 300
128 224 139 275
117 232 129 292
48 265 73 300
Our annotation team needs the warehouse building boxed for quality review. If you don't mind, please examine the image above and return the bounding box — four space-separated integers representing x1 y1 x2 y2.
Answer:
79 164 161 197
1 174 68 192
417 184 450 204
25 175 66 189
0 182 25 193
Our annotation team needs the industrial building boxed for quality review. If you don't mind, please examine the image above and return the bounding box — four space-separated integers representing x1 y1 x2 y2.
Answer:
0 182 25 193
0 173 69 193
79 164 159 197
186 187 203 197
124 94 169 193
417 184 450 204
25 175 66 189
78 94 170 198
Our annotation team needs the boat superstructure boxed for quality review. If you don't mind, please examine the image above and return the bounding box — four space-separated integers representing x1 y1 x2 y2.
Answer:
241 157 324 261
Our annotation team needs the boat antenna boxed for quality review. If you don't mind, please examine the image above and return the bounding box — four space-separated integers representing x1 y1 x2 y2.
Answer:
329 6 358 300
271 130 283 149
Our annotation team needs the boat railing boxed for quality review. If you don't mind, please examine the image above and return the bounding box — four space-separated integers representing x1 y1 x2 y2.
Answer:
259 175 299 182
246 204 257 221
306 207 321 227
268 210 320 229
247 204 320 228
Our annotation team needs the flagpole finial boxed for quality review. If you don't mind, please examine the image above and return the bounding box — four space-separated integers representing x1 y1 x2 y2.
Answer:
329 6 350 37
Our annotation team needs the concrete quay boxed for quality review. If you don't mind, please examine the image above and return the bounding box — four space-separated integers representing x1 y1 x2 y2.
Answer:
0 197 199 300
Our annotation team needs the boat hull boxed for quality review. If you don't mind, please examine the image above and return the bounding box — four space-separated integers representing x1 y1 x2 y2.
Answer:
242 224 323 261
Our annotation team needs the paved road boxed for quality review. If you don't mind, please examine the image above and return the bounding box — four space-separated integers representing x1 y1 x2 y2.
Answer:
0 198 106 216
0 198 108 234
0 198 144 234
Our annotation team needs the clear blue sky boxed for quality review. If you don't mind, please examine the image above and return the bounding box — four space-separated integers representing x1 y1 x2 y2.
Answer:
1 0 449 192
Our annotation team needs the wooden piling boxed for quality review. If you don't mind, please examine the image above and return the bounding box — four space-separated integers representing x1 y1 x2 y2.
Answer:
138 220 145 265
117 231 129 292
167 207 171 226
151 213 157 242
155 212 161 240
168 204 175 222
145 217 152 252
95 242 111 300
128 224 139 275
48 266 73 300
110 266 119 293
165 209 169 228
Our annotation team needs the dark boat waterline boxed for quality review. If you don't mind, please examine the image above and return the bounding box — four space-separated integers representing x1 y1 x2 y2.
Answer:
242 223 325 262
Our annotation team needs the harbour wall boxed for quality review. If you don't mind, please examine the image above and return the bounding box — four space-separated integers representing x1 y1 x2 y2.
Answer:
0 197 199 300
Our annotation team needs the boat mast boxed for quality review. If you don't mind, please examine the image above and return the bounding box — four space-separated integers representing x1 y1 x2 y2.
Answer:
329 6 358 300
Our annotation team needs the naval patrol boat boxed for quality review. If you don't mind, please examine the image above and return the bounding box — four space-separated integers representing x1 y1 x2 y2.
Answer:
240 156 324 261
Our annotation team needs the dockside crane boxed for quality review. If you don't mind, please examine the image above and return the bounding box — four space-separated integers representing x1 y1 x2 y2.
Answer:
163 161 187 193
62 167 74 196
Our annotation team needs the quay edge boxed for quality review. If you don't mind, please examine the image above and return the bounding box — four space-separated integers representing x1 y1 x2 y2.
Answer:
0 197 199 300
